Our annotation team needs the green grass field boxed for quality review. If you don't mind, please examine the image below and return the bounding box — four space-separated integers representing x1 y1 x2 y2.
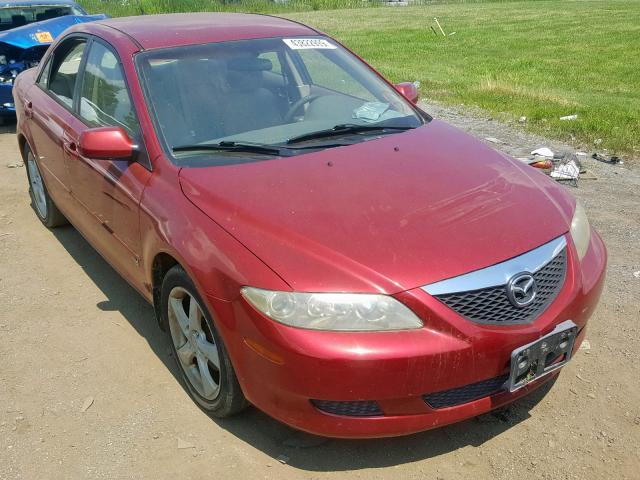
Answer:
81 0 640 158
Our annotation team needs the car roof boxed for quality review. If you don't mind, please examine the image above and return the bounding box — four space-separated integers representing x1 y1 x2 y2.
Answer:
91 13 319 51
0 0 79 7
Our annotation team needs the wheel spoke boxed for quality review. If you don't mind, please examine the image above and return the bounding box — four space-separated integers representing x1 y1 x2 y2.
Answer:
196 337 220 369
27 155 47 218
169 297 190 336
196 353 217 397
176 340 195 365
188 297 201 332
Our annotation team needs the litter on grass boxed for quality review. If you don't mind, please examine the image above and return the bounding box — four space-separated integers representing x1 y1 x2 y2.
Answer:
550 159 580 183
531 147 554 158
592 153 623 165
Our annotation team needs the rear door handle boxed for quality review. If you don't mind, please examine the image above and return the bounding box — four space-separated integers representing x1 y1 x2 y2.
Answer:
24 100 33 118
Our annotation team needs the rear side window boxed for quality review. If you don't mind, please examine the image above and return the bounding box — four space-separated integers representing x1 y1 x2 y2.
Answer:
48 40 86 107
79 42 139 135
37 56 52 88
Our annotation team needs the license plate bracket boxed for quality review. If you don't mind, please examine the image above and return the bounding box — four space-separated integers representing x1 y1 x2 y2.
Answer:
506 320 578 392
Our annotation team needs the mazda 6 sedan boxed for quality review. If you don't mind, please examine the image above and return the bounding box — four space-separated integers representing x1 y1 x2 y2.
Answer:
13 13 606 438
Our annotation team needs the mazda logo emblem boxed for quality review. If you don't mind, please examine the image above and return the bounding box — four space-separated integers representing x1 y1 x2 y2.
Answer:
506 272 537 307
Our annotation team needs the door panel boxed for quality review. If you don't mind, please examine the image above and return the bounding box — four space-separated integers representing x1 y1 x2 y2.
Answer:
64 121 150 285
27 85 75 211
64 39 151 287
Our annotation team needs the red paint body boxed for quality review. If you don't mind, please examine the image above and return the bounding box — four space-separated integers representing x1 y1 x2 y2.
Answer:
13 13 606 438
78 127 134 159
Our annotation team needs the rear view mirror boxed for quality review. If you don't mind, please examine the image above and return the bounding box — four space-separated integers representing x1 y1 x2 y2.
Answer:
78 127 134 160
394 82 420 104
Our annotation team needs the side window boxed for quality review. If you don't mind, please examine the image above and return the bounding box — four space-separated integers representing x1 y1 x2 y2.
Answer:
48 40 86 107
37 56 52 88
79 41 139 135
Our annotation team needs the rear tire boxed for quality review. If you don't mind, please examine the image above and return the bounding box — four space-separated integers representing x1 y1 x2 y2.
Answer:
161 265 248 418
24 145 68 228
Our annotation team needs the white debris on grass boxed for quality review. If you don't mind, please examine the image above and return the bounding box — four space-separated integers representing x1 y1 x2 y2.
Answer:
550 159 580 180
531 147 554 157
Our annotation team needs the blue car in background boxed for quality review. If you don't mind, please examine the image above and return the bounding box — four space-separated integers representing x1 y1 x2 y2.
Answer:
0 0 106 122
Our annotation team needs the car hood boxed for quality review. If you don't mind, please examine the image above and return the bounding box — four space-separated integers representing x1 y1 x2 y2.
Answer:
179 119 574 294
0 14 107 49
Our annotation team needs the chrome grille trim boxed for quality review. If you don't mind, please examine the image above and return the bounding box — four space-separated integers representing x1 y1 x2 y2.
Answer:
422 236 567 296
421 236 568 325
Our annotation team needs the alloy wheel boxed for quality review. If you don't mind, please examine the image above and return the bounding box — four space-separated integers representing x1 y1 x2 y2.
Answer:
167 286 221 400
26 151 47 219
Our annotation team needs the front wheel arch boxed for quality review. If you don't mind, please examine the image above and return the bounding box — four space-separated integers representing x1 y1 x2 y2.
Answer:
151 252 180 331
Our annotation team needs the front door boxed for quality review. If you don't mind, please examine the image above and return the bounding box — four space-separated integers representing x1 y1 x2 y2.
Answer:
63 39 151 286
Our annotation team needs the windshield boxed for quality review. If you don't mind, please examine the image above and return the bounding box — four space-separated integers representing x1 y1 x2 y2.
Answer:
137 36 427 165
0 5 84 31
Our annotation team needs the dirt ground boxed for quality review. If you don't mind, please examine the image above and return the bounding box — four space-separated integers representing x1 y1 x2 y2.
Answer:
1 103 639 480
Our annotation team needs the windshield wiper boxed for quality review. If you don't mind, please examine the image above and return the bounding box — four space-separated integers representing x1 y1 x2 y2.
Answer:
172 141 284 156
286 123 414 145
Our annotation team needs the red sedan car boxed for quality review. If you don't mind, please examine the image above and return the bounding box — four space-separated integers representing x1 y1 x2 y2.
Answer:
13 13 606 438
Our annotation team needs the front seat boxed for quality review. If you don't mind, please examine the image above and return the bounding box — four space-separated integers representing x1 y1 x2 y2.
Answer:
221 57 284 137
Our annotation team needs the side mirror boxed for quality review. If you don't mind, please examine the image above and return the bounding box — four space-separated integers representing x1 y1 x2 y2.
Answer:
78 126 134 160
394 82 419 104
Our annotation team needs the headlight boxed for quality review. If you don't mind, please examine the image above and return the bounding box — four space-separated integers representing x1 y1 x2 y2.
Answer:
241 287 423 331
570 200 591 260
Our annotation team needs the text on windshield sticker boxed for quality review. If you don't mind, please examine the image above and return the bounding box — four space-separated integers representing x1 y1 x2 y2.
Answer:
283 38 337 50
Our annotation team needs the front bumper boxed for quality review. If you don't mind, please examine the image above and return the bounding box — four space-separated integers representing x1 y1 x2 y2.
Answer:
215 231 606 438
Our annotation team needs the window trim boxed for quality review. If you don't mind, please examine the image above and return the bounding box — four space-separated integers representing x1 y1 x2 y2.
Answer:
37 33 152 171
36 33 90 113
36 55 52 88
77 36 151 170
77 38 139 137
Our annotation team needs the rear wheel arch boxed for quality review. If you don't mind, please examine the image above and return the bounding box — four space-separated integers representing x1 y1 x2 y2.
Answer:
17 134 29 160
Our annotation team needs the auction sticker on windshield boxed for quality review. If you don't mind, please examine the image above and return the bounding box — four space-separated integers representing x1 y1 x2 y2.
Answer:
35 32 54 43
283 38 336 50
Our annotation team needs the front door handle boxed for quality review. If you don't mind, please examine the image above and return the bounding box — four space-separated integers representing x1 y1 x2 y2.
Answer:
63 140 77 154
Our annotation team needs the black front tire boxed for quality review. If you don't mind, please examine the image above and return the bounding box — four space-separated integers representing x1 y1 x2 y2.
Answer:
24 145 68 228
161 265 248 418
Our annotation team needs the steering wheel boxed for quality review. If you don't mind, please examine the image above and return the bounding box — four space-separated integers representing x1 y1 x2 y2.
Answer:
284 94 321 123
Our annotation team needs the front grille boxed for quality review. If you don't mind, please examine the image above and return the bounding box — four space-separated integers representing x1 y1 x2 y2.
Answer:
423 375 509 409
435 248 567 325
311 399 383 417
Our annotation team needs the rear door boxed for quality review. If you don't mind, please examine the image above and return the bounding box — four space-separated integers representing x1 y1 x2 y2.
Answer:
25 36 87 214
63 38 151 286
